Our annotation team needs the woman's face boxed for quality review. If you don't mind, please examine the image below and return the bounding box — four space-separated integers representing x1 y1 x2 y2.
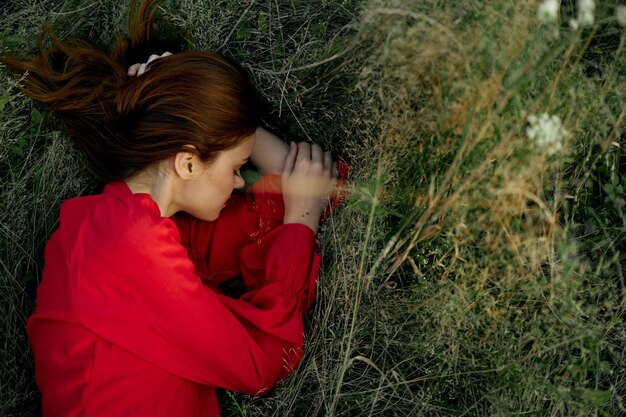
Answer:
180 135 255 221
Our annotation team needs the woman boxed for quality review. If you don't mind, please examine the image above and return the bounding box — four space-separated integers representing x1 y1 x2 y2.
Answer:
0 0 346 415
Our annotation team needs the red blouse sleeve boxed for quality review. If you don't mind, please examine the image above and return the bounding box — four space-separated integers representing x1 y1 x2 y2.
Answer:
71 193 321 395
172 174 318 310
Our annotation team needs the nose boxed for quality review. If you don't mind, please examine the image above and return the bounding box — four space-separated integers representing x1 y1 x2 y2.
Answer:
234 175 245 189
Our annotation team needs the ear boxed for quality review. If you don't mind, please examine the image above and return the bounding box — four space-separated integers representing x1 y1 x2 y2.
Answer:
173 147 197 180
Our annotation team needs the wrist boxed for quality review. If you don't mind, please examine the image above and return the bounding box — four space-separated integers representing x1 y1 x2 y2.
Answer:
283 212 321 234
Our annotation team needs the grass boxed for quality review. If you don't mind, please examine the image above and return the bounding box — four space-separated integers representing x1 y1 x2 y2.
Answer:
1 0 625 416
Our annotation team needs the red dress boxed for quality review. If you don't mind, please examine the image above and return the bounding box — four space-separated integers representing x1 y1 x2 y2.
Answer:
26 175 321 417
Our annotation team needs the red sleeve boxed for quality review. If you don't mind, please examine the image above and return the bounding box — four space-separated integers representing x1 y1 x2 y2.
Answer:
71 195 320 395
172 174 318 310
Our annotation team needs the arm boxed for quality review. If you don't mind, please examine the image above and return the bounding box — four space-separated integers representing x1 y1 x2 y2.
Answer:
75 199 319 394
173 189 319 311
250 127 290 176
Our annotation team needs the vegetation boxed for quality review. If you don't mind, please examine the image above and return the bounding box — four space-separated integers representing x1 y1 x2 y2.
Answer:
1 0 624 416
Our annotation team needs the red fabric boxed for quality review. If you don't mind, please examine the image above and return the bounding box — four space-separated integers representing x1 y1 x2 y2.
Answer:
26 174 321 417
321 160 351 222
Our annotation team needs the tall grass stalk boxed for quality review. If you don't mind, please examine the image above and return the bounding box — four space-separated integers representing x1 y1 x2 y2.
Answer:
329 162 384 416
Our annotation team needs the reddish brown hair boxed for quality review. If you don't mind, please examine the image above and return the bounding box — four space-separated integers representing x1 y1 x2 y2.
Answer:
0 0 263 182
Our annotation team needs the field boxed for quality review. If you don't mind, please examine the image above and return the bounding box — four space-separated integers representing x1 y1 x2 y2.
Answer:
1 0 625 416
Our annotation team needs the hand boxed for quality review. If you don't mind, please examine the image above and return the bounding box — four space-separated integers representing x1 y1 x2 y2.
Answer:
127 51 173 76
282 142 338 234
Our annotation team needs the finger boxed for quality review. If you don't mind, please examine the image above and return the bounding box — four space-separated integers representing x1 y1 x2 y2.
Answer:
161 51 173 57
282 142 298 178
311 143 323 164
138 63 147 75
127 63 140 76
297 142 311 161
323 151 332 172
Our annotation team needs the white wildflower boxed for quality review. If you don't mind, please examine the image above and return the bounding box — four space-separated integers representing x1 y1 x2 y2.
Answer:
616 6 626 27
538 0 559 23
526 113 568 155
577 0 595 27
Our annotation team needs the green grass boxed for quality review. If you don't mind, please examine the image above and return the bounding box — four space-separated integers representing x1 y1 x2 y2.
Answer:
1 0 625 416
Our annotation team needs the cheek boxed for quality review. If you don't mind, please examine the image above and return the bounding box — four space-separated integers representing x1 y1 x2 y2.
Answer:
221 172 236 192
200 170 234 206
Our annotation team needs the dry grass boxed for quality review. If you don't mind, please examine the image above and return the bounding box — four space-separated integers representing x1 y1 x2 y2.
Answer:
1 0 625 416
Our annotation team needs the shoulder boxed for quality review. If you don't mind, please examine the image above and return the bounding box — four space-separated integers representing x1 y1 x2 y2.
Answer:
61 191 181 259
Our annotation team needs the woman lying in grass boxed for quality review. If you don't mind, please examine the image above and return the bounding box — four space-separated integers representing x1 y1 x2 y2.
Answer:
0 0 347 415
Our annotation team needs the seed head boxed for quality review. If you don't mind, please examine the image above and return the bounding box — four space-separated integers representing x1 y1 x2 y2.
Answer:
577 0 595 27
538 0 559 24
526 113 568 155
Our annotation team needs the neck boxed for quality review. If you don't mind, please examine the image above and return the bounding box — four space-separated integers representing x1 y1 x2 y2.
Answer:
124 168 178 218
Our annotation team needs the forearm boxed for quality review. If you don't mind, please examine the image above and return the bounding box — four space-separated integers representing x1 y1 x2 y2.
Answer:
250 127 289 176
